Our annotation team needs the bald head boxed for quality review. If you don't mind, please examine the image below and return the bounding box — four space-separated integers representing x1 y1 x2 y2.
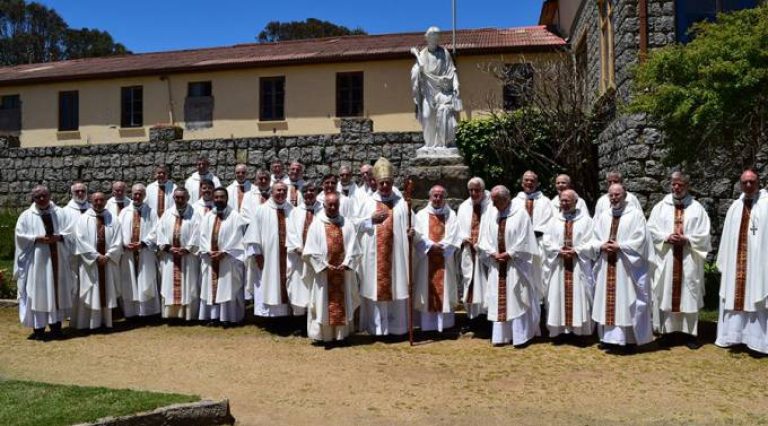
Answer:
112 181 127 200
235 164 248 183
555 174 572 193
559 189 578 213
491 185 512 210
429 185 447 208
522 171 539 193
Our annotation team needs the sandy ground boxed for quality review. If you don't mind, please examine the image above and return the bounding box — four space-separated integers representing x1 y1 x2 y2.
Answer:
1 307 767 425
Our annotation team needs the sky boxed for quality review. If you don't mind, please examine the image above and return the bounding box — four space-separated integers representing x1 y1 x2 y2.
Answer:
33 0 544 53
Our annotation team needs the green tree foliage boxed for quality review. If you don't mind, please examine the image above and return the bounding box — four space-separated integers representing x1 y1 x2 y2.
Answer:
628 4 768 167
0 0 129 66
257 18 366 43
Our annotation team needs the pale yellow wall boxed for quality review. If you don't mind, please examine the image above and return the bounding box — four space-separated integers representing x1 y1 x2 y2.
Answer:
0 52 554 148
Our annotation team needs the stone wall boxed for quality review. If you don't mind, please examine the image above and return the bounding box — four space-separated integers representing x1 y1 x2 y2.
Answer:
0 119 426 209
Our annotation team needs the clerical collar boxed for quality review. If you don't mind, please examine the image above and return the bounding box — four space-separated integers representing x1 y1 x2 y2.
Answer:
563 210 577 221
428 204 447 216
268 198 288 210
304 201 319 210
38 204 51 214
673 194 691 207
327 214 343 225
214 206 229 216
611 203 626 217
526 191 541 200
94 209 105 216
177 207 188 216
497 205 511 220
378 192 396 203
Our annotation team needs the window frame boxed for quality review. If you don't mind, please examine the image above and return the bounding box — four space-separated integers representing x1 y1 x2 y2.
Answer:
598 0 616 94
120 85 143 128
335 71 364 118
188 81 213 98
259 76 286 122
58 90 79 132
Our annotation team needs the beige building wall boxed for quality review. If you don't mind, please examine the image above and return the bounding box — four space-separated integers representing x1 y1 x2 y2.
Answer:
0 53 551 148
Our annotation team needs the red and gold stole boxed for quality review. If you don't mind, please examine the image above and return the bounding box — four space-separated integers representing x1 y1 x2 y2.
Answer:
40 211 59 310
497 216 508 320
605 215 621 326
210 214 223 304
375 200 395 301
96 214 107 309
325 222 347 326
157 184 166 217
465 202 482 304
277 208 289 304
131 208 142 278
302 208 314 243
734 198 753 311
237 184 246 211
427 213 446 313
171 214 184 304
671 205 685 312
563 219 574 327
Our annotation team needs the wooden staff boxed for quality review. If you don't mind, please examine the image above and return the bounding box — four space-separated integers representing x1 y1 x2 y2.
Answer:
404 177 415 346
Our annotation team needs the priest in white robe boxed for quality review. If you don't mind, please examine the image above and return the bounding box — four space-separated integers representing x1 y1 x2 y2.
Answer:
287 161 306 208
117 183 161 319
357 158 411 337
244 182 300 318
478 185 540 347
541 189 596 340
356 164 376 206
285 182 321 318
155 188 201 321
198 188 245 325
317 174 355 219
270 159 290 186
60 182 91 289
590 184 654 350
106 181 130 218
192 179 216 216
412 185 460 332
303 192 361 344
648 172 711 348
550 174 590 217
146 164 177 219
337 165 360 211
240 169 272 225
73 192 123 330
226 163 252 213
715 170 768 354
457 177 491 322
185 156 221 203
594 171 643 217
14 185 75 340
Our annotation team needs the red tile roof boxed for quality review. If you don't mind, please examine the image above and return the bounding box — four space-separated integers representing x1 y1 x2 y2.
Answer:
0 26 565 87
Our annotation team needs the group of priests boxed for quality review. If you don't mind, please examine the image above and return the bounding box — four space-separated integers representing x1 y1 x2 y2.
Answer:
13 156 768 355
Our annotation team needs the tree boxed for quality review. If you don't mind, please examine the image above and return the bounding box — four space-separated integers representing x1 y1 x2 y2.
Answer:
628 4 768 168
63 28 129 60
257 18 366 43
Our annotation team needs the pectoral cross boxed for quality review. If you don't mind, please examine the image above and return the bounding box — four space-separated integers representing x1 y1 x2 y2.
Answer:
750 221 758 236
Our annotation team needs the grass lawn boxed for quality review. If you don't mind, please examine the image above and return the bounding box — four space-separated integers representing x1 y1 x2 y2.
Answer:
0 379 199 426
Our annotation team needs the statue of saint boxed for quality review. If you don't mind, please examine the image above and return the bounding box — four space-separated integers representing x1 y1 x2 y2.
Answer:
410 26 462 155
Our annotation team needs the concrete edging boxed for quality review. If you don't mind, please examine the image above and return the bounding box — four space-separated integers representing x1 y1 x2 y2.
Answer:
0 299 19 308
75 399 235 426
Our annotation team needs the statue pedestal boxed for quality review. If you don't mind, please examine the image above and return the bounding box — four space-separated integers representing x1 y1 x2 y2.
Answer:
407 150 470 210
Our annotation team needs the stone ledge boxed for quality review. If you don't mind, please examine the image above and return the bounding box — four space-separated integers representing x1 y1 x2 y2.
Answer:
0 299 19 308
74 399 235 426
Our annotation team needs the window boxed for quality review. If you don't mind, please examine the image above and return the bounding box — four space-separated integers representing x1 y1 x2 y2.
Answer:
336 72 363 117
260 76 285 121
598 0 615 94
675 0 757 43
121 86 143 128
0 94 21 132
58 91 79 131
503 63 534 111
188 81 212 97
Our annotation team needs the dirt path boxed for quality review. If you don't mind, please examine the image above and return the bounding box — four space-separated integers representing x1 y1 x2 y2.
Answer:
1 308 767 425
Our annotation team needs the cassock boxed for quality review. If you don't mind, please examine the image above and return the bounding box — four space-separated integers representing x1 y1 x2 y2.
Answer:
478 204 540 345
14 203 75 329
117 203 161 318
457 192 491 319
226 180 252 213
239 187 271 225
285 201 322 315
303 212 362 342
357 192 411 336
648 194 712 336
511 191 553 301
412 204 460 332
550 194 591 218
590 205 654 346
287 179 305 208
155 205 201 320
146 180 177 219
243 199 298 317
541 208 596 337
184 171 222 204
594 192 642 218
106 196 130 219
73 209 123 329
715 192 768 353
198 206 245 323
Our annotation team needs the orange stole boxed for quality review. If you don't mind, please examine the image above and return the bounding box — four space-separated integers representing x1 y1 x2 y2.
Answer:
131 209 141 278
157 185 166 217
465 203 482 304
277 209 289 304
375 200 395 301
302 209 314 243
497 217 508 320
210 214 222 304
325 222 347 326
40 213 60 310
237 185 245 210
734 199 753 312
96 215 107 309
605 215 621 326
290 185 298 207
171 215 183 304
525 198 534 218
427 213 446 313
563 219 574 327
671 205 685 313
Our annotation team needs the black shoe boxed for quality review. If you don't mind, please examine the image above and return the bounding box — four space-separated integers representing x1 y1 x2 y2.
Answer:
27 328 46 341
49 322 64 339
685 338 702 350
656 334 673 348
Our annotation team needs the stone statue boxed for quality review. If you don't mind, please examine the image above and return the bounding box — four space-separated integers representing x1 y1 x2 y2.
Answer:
410 26 462 156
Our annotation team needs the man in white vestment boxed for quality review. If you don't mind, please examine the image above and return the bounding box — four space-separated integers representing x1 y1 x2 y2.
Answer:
354 164 375 211
193 179 215 216
185 156 221 203
60 182 91 287
198 187 245 326
593 171 643 217
303 192 361 345
117 183 161 320
478 185 540 347
357 157 411 337
285 182 322 322
715 170 768 354
244 182 301 320
270 160 290 186
73 192 122 331
227 163 252 213
14 185 74 340
240 170 272 225
591 184 654 351
412 185 460 332
550 174 590 217
457 177 491 326
317 174 355 219
155 188 202 321
146 164 177 219
106 181 130 218
287 161 305 207
541 189 596 342
648 172 711 349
